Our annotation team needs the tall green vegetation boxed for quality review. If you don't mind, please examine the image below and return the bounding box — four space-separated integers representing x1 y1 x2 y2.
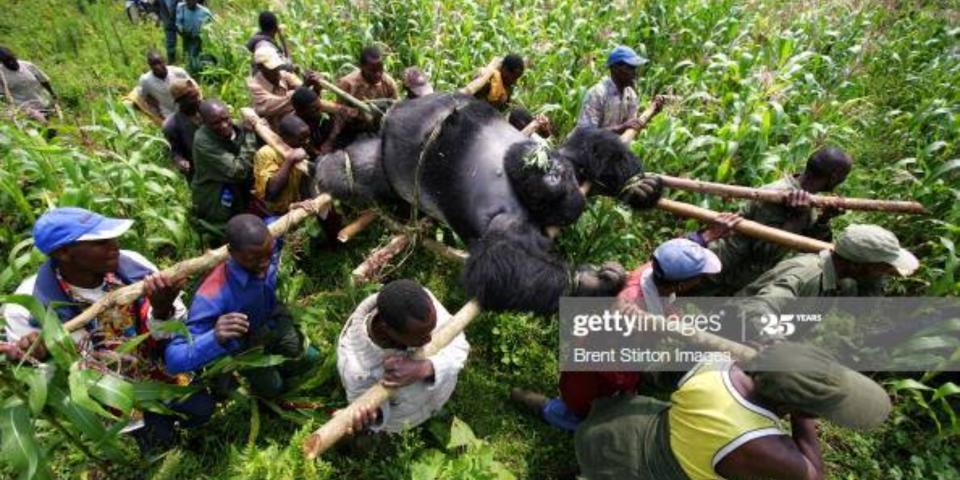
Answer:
1 0 958 478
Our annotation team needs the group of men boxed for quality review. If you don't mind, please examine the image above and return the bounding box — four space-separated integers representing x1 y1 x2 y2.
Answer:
0 7 923 479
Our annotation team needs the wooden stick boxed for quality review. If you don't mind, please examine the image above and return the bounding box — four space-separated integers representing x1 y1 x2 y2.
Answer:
62 194 333 333
312 76 380 117
350 234 412 284
125 88 164 127
655 198 831 253
422 239 469 262
303 299 481 459
619 97 664 143
658 174 925 215
240 107 309 175
459 57 502 96
337 210 378 243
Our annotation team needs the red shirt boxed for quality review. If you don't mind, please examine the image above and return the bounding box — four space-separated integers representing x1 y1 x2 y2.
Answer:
558 263 655 417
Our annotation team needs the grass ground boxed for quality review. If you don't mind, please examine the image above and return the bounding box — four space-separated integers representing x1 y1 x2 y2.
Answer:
1 0 959 478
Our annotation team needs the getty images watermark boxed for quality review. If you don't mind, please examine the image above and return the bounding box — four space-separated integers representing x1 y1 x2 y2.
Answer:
559 297 960 372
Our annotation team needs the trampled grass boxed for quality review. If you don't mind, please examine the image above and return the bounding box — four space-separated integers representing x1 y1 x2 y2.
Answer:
1 0 959 478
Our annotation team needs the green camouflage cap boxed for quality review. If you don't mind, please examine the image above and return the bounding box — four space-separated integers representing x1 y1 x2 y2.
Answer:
834 224 918 276
747 342 892 431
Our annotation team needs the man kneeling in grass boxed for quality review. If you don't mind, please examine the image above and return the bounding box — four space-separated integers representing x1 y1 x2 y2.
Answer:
164 214 317 398
337 279 469 433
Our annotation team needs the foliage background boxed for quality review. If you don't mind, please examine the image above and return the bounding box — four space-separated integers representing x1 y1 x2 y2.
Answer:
1 0 959 478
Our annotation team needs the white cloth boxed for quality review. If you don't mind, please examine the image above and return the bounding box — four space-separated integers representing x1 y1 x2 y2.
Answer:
576 77 639 130
337 291 469 433
136 66 192 118
1 250 187 342
0 61 52 111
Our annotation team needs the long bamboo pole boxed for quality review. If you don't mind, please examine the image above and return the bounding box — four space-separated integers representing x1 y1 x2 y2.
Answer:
658 174 925 214
62 194 333 333
337 210 378 243
311 76 381 117
459 57 502 96
240 107 309 175
656 198 831 252
620 96 669 143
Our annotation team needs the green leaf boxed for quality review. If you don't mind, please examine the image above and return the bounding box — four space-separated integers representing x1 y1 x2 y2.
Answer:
199 348 286 379
409 449 445 480
131 380 198 403
89 372 135 416
0 400 42 480
447 416 480 450
115 332 151 355
68 362 117 420
13 366 52 416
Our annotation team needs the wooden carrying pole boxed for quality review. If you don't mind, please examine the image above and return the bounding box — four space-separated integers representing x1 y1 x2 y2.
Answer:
303 299 482 459
240 107 309 175
337 210 378 243
620 96 668 143
657 198 831 253
312 76 380 117
658 175 925 215
62 194 333 333
460 57 502 96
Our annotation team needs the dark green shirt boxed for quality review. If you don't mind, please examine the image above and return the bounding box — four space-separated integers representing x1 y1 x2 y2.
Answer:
704 175 824 294
575 395 687 480
735 251 884 336
190 124 257 228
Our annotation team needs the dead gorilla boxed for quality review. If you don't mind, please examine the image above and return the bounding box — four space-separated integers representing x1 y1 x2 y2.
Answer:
314 93 661 313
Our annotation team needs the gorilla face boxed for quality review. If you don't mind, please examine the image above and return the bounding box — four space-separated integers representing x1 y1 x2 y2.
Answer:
505 141 586 228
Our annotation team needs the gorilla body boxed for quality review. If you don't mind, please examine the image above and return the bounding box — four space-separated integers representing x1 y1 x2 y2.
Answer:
315 93 658 313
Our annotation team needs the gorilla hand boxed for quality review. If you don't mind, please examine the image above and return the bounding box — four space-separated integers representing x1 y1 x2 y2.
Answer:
620 174 663 210
573 261 627 297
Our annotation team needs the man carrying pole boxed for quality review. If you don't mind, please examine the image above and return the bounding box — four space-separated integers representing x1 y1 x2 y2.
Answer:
688 147 854 295
336 279 469 434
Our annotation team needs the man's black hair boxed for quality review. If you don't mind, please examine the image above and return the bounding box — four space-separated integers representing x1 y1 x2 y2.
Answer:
199 99 227 122
278 113 307 139
291 86 318 110
507 108 534 131
258 11 278 33
502 53 524 73
226 214 270 251
146 49 163 63
805 146 852 179
359 45 382 65
376 279 432 333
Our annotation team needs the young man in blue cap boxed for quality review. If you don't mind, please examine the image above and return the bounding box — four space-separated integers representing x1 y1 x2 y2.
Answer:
511 236 729 431
577 45 648 133
164 214 317 398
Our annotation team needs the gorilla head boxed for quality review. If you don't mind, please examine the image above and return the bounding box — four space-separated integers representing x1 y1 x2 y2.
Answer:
504 141 585 228
556 127 643 197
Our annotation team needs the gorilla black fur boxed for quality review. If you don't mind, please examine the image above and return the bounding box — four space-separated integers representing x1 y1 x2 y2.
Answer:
313 93 658 314
463 220 569 314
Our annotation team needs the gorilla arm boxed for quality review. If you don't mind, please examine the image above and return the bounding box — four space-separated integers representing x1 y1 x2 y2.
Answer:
463 215 627 314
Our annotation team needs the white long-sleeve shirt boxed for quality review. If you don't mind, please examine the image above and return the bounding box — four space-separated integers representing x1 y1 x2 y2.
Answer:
337 291 469 433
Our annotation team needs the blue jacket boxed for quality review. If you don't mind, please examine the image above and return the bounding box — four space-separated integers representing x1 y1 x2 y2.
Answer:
32 254 155 329
164 246 280 374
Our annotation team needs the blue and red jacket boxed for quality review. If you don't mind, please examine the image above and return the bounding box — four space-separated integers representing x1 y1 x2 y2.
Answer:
164 246 281 374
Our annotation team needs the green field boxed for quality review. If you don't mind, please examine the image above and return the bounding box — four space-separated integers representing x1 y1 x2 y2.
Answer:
1 0 959 478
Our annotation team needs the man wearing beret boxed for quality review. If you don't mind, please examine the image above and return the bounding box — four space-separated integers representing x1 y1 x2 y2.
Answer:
736 224 919 339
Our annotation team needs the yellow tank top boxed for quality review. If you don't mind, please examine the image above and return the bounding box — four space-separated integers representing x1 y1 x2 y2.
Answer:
668 362 784 480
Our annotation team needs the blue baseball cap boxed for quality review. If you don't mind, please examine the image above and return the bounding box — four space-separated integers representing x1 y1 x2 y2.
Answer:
32 207 133 255
606 45 648 68
652 239 722 281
